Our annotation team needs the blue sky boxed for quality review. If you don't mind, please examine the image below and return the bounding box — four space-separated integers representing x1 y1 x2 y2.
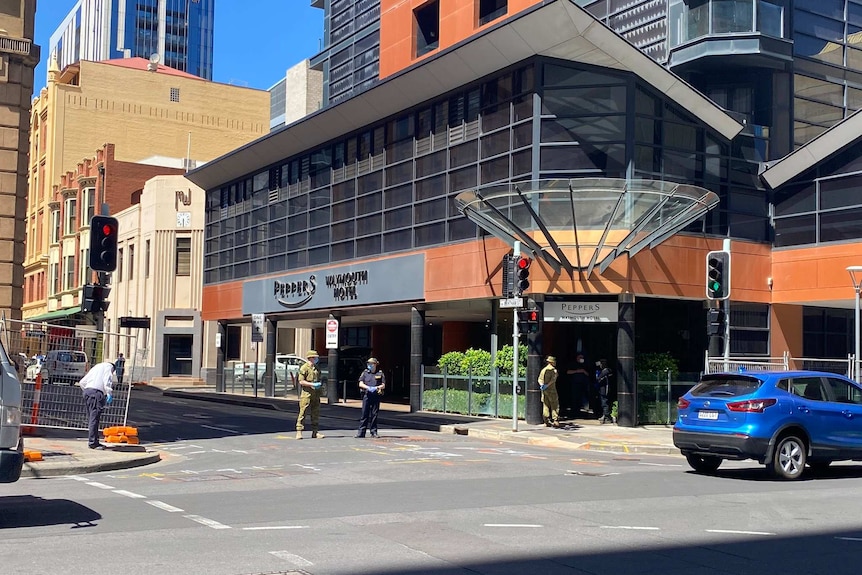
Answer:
33 1 324 93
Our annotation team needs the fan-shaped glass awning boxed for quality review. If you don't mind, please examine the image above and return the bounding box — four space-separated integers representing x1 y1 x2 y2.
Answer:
455 178 720 277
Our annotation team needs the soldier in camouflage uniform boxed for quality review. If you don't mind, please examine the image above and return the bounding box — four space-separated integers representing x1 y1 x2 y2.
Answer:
538 355 560 428
295 350 324 439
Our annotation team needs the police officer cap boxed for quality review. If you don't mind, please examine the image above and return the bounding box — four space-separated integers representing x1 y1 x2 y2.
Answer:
367 357 379 364
546 356 556 364
306 350 319 359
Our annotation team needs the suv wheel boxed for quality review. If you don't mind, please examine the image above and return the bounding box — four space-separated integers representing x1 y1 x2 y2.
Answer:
767 435 806 480
685 453 722 474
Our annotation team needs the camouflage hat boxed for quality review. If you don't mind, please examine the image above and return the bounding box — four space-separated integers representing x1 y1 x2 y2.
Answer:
546 356 556 364
306 350 319 359
367 357 379 364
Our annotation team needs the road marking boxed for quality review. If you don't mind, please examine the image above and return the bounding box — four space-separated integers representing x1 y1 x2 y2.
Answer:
836 537 862 542
484 524 543 528
201 425 242 435
112 490 146 499
270 551 313 567
638 462 683 467
146 500 185 513
243 526 310 531
184 514 231 529
706 529 775 536
87 482 115 490
600 525 660 530
68 476 91 482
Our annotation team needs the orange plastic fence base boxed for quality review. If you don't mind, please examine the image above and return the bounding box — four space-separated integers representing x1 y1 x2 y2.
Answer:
24 450 43 462
104 434 139 444
103 426 138 437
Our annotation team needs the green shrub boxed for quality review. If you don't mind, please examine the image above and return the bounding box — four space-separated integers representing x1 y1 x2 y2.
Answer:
422 388 524 419
636 352 679 380
494 343 528 377
461 348 492 377
438 351 466 375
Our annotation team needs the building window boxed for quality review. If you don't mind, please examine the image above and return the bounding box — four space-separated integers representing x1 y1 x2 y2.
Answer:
145 239 150 278
128 244 135 281
64 198 76 235
176 237 191 276
479 0 507 26
415 1 439 57
170 87 180 102
79 248 89 285
82 187 96 224
50 209 60 243
118 248 124 282
64 255 75 291
49 263 58 296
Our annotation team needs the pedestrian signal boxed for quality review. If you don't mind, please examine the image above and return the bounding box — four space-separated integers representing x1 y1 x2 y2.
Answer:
517 308 540 334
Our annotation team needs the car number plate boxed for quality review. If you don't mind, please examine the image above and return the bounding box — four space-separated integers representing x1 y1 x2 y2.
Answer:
697 410 719 420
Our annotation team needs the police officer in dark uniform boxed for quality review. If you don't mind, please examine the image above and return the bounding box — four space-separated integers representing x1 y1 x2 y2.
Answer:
355 357 385 438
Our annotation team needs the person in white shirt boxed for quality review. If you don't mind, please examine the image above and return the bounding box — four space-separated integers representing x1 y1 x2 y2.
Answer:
79 361 115 449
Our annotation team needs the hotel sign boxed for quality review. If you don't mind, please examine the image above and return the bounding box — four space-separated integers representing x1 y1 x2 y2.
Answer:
242 254 425 314
543 301 618 323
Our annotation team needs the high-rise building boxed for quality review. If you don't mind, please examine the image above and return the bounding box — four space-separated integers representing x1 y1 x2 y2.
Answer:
48 0 214 80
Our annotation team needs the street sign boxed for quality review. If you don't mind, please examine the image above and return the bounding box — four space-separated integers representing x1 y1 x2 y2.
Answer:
119 316 151 329
499 297 524 309
251 313 265 343
325 318 339 349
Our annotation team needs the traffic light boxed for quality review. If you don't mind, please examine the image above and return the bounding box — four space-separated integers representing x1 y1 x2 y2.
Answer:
81 283 111 313
517 308 540 334
502 254 516 298
707 307 726 336
706 250 730 300
89 215 119 272
516 256 531 296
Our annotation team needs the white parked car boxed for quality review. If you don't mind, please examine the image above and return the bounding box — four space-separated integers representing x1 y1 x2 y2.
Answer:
233 354 307 387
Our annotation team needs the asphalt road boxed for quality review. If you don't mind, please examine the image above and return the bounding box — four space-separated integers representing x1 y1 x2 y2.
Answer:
3 392 862 575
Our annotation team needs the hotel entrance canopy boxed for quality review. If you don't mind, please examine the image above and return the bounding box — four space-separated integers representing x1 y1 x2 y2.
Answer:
456 178 719 277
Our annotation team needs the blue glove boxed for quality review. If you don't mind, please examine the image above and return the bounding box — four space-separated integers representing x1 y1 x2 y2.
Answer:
366 386 377 393
106 394 113 405
312 382 322 389
539 384 548 391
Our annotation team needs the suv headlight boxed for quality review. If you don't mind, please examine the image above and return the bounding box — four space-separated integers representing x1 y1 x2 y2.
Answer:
1 406 21 427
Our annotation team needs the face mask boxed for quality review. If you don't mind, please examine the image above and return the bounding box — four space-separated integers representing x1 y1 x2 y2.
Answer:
311 357 319 365
577 359 584 364
367 364 375 371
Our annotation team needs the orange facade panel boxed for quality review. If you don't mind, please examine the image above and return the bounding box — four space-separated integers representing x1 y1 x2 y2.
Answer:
380 0 542 79
771 243 862 304
201 281 244 321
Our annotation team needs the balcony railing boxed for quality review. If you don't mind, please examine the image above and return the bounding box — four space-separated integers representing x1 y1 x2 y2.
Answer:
668 0 785 49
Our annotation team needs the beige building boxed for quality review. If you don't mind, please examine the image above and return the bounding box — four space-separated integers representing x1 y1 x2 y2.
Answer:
24 56 269 320
0 1 37 320
110 174 309 384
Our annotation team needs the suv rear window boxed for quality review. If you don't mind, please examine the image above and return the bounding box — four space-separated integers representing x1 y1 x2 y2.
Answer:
690 375 763 397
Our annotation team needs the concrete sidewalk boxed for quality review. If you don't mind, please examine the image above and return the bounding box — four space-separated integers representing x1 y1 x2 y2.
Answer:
16 384 680 480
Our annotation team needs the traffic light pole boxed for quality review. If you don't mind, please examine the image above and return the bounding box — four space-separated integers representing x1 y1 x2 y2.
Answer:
512 241 521 432
722 238 731 371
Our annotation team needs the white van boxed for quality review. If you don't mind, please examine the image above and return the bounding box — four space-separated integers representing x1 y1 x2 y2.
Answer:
0 336 23 483
41 350 89 385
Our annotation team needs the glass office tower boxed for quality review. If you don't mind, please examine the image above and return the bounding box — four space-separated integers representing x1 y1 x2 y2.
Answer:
49 0 214 80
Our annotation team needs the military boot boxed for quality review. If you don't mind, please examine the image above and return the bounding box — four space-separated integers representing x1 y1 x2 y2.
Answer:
295 431 302 440
312 431 324 439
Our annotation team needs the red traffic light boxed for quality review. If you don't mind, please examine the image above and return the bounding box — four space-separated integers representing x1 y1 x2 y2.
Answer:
101 223 116 236
517 257 531 270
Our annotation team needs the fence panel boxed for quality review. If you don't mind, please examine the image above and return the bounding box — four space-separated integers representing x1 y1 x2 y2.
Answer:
0 318 136 431
420 366 525 419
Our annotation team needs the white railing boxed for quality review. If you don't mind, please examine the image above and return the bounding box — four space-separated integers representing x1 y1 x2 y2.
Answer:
704 351 860 381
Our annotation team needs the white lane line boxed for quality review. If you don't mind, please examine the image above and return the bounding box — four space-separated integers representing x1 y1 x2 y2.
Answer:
836 537 862 542
600 525 660 530
706 529 775 536
270 551 313 567
184 514 231 530
484 524 543 528
201 425 242 435
146 500 185 513
112 490 146 499
87 482 115 490
243 526 310 531
186 451 207 455
68 476 91 482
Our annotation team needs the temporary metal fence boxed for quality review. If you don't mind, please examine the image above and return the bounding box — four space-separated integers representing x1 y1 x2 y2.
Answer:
0 318 136 431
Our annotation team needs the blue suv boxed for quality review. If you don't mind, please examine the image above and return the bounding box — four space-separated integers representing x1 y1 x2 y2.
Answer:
673 371 862 480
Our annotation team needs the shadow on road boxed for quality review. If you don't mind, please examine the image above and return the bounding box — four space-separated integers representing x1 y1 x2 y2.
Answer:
0 495 101 529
